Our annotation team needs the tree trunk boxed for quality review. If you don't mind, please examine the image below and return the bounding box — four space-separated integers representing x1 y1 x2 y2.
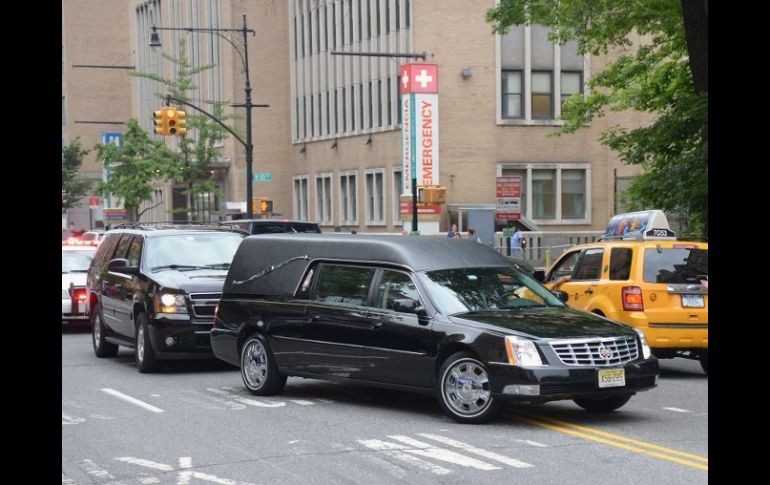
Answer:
681 0 708 93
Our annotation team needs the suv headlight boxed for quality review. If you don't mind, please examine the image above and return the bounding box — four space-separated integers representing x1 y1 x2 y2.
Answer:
633 328 652 359
505 336 543 366
154 293 188 314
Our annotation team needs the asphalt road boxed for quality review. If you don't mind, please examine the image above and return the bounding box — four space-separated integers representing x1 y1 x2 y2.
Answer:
62 326 708 484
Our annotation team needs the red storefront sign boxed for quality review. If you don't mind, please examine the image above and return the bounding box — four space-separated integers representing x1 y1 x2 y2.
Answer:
399 201 442 215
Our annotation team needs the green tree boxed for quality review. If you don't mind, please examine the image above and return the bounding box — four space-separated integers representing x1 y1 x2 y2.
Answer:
132 39 234 221
95 119 176 222
486 0 708 237
62 139 92 209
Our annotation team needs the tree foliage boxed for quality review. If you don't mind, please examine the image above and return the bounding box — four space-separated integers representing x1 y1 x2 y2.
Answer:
62 139 92 209
95 119 176 222
486 0 707 237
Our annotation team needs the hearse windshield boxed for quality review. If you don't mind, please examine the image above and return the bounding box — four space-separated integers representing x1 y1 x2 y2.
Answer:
422 267 564 314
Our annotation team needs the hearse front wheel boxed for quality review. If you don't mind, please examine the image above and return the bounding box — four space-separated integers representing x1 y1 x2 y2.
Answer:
574 394 632 413
437 352 500 424
240 333 286 395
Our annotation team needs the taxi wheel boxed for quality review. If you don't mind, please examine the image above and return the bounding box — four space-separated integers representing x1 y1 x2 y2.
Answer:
92 303 118 358
240 333 286 395
574 394 632 413
700 352 708 376
135 314 161 373
437 352 500 424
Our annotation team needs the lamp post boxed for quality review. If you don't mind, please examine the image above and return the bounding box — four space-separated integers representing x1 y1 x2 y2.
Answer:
150 14 258 218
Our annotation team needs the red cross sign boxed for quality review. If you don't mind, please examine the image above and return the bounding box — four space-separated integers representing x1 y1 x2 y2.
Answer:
400 64 439 94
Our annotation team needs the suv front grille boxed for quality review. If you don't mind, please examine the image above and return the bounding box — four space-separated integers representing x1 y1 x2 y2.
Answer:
549 337 639 367
188 292 221 319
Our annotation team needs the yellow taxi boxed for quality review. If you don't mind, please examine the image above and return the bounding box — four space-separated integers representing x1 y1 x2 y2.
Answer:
541 210 708 374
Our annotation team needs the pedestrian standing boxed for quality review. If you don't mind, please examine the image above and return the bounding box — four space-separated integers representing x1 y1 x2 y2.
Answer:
467 228 482 244
510 227 524 259
447 224 461 238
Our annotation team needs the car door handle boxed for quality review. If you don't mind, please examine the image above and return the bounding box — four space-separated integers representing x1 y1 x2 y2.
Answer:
308 315 320 323
584 289 594 294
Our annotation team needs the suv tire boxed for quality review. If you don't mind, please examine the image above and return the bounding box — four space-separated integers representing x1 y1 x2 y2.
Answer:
135 313 161 373
240 333 286 395
574 394 632 413
92 303 118 358
437 352 500 424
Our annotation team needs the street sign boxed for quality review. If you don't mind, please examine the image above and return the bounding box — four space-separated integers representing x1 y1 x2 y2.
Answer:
242 170 272 181
401 63 439 195
399 201 442 215
496 176 522 220
101 132 123 147
89 196 100 209
103 209 127 221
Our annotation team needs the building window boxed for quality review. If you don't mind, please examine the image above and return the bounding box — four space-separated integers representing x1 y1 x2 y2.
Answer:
501 71 522 119
293 175 309 221
365 169 385 225
501 163 590 223
315 173 334 225
339 171 358 225
393 167 403 226
561 71 582 110
531 71 553 120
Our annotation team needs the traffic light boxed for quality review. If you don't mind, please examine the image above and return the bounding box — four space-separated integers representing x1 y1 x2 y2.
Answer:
174 110 187 137
166 107 179 135
253 198 273 214
153 110 167 135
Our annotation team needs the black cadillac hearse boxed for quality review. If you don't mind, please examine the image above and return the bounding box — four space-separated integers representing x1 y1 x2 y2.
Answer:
212 235 659 423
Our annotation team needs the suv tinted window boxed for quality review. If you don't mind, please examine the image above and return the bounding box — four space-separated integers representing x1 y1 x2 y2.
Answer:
573 248 604 280
609 248 633 280
376 270 421 311
94 233 120 267
126 236 143 267
313 265 376 306
113 234 134 260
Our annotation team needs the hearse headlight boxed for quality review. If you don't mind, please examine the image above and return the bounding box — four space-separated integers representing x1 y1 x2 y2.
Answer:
505 336 543 367
154 293 188 314
633 328 652 359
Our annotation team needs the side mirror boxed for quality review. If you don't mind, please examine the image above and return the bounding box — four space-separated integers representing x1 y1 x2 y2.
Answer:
393 298 418 314
108 258 139 275
533 270 546 283
551 290 569 303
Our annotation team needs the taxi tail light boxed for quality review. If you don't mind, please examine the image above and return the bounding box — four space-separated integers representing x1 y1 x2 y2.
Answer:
622 286 644 311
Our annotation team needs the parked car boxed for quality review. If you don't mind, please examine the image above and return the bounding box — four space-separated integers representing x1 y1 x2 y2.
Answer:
86 224 246 372
80 230 106 246
219 219 321 235
540 210 708 374
212 234 659 424
62 245 97 323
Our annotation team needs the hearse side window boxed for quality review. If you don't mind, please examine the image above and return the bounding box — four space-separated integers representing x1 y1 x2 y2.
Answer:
573 248 604 280
313 264 376 306
376 270 421 311
609 248 633 280
297 268 315 298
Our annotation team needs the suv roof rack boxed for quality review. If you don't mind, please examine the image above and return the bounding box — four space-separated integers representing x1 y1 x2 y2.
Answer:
112 221 248 234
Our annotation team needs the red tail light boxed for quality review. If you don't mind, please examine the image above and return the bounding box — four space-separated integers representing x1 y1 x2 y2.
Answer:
72 289 88 302
622 286 644 311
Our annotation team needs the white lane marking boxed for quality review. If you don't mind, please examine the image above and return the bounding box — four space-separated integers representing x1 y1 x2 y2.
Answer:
662 407 691 413
101 389 165 413
289 399 315 406
62 413 86 425
516 439 549 448
288 440 299 444
89 414 116 420
387 435 500 471
61 473 77 484
417 433 534 468
115 457 174 471
179 457 192 469
315 398 335 404
151 394 160 397
177 470 192 485
206 388 286 408
358 440 452 476
138 478 161 484
183 390 245 411
81 459 116 480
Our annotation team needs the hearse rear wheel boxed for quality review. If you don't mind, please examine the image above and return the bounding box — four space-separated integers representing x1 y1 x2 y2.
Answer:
241 333 286 395
574 394 632 413
437 352 500 424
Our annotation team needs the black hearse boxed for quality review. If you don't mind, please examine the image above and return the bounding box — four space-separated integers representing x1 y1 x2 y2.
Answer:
212 235 658 423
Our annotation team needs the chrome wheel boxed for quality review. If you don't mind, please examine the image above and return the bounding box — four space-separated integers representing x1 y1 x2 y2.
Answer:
442 359 492 417
242 339 268 390
137 325 145 362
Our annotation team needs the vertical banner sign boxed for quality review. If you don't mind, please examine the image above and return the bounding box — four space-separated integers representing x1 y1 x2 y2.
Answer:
101 132 124 209
401 64 439 195
496 176 522 220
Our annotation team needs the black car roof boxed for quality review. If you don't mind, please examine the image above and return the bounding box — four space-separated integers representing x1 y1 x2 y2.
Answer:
224 234 514 296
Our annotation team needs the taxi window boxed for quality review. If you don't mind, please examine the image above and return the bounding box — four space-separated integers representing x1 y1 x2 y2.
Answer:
609 248 633 280
573 248 604 280
548 251 580 282
643 248 708 284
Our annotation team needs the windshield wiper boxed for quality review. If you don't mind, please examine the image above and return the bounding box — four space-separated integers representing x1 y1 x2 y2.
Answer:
151 264 210 272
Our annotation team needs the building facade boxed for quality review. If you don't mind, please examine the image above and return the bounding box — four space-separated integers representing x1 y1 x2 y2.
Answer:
68 0 647 234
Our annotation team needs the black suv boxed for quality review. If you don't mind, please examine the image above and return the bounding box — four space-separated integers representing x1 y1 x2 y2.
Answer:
86 224 246 372
219 219 321 235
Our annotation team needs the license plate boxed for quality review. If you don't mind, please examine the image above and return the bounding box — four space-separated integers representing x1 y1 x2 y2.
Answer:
598 368 625 388
681 294 704 308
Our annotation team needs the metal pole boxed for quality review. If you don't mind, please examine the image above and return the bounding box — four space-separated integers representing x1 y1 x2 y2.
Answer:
411 179 418 234
242 14 254 219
